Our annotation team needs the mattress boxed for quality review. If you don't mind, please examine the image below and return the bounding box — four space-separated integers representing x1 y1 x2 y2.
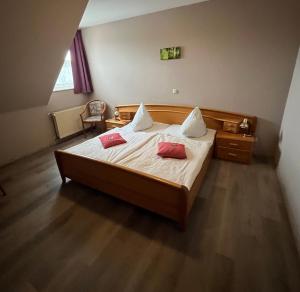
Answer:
64 122 216 189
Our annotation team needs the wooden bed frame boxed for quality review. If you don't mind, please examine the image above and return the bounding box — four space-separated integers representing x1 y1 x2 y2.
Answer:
55 104 256 230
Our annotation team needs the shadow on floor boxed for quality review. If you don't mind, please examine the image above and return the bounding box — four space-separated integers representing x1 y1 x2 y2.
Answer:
58 160 221 258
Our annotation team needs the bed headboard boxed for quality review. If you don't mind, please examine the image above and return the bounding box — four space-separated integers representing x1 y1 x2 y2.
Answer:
115 104 257 134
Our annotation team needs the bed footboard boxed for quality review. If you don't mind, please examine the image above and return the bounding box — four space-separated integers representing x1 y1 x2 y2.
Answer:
54 150 189 229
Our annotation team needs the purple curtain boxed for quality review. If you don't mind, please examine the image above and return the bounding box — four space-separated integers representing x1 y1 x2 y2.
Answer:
70 30 93 94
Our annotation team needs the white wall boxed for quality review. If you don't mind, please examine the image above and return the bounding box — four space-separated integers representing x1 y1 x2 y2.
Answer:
0 0 89 166
0 0 88 113
0 91 89 166
82 0 300 156
277 48 300 253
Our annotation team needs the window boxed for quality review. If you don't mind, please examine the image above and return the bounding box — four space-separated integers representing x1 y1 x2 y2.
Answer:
53 51 74 91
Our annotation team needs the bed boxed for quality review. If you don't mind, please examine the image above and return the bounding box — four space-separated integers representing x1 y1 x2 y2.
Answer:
55 104 256 230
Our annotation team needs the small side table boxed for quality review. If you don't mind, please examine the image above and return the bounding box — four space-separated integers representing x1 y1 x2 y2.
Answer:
0 185 6 196
105 119 131 131
215 131 256 164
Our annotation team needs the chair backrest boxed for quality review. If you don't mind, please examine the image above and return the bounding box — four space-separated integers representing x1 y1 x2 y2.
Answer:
88 100 106 116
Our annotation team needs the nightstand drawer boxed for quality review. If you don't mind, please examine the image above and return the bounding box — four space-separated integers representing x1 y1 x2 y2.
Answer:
216 138 253 151
216 146 251 164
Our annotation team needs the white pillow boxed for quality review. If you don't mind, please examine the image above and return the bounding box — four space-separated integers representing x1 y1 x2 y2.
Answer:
181 107 207 137
131 103 153 131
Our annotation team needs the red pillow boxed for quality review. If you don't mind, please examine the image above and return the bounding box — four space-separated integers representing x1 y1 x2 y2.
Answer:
99 133 127 149
157 142 187 159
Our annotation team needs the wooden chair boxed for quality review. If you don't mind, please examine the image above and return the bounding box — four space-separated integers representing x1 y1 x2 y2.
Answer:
80 100 106 135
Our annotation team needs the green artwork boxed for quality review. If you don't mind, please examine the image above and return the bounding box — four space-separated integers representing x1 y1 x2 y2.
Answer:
160 47 181 60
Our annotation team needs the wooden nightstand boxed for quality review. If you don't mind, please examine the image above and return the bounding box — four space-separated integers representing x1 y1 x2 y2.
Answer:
105 119 130 131
215 131 256 164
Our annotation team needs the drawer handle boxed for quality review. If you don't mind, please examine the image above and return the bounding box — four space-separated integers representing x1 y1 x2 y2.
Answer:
229 143 239 146
228 153 237 157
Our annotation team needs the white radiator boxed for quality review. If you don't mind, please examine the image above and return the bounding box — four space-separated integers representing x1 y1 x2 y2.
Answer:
51 105 85 139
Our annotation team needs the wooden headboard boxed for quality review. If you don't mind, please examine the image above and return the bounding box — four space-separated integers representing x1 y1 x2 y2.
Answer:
116 104 257 134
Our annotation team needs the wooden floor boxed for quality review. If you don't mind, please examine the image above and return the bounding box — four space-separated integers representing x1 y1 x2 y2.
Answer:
0 135 300 292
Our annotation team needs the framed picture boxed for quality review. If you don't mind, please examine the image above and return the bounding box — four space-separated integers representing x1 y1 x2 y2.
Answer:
160 47 181 60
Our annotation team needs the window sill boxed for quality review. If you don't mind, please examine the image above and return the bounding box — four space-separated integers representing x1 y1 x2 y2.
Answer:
53 87 74 93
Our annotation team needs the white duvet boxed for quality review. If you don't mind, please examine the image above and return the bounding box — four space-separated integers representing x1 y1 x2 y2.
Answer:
65 122 169 162
64 122 216 190
116 133 211 190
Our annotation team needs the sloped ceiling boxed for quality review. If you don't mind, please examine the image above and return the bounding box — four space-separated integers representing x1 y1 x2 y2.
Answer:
80 0 208 27
0 0 89 113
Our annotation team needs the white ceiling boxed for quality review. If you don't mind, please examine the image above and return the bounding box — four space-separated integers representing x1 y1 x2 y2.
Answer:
80 0 208 28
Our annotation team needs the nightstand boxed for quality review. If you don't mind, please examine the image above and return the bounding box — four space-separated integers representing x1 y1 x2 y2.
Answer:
105 119 130 131
215 131 256 164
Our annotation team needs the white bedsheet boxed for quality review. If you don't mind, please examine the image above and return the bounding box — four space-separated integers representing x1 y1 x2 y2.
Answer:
161 124 216 145
64 122 215 189
64 122 170 162
116 133 212 190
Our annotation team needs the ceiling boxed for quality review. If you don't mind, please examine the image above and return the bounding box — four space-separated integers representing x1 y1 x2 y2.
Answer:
80 0 208 28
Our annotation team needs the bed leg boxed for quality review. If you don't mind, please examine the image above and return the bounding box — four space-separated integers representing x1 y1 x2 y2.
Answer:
178 218 187 232
179 189 188 232
0 185 6 196
57 169 66 184
54 151 66 184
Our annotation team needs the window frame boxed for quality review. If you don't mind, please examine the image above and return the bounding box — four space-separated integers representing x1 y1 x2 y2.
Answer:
53 51 74 92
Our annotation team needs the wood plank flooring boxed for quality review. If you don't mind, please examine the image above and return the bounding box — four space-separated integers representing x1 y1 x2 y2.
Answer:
0 135 299 292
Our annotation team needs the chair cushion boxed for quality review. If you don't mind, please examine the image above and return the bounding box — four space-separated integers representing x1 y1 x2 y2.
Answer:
157 142 187 159
99 133 127 149
83 116 103 123
89 101 102 116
